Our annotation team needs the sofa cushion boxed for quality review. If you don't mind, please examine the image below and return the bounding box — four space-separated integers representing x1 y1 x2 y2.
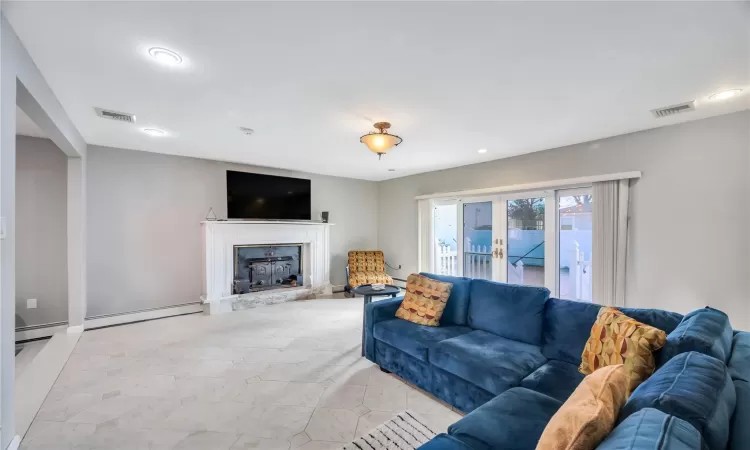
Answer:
373 319 472 362
620 352 736 450
620 307 683 335
448 387 562 450
579 307 667 392
521 360 584 402
537 364 629 450
430 330 546 395
730 380 750 450
417 434 475 450
598 408 702 450
468 279 549 345
659 307 733 366
541 298 602 365
541 298 683 366
728 331 750 382
420 273 471 326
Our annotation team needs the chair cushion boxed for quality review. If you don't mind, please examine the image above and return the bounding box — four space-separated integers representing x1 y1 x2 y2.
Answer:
536 364 629 450
521 360 584 402
373 319 472 362
541 298 682 367
620 352 736 450
728 331 750 382
579 307 667 392
730 380 750 450
468 279 549 345
598 408 702 450
419 273 471 326
417 434 475 450
448 387 562 450
659 307 734 366
396 274 453 326
429 330 546 395
348 250 386 272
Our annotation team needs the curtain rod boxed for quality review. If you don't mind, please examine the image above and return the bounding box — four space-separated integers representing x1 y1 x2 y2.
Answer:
414 171 641 200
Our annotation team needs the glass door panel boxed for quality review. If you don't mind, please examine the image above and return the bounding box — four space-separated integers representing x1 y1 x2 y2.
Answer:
558 190 593 301
462 201 493 280
433 203 458 276
505 196 546 288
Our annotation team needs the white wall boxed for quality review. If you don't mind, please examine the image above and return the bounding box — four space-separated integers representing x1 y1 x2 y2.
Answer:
378 111 750 330
86 145 378 318
15 136 67 328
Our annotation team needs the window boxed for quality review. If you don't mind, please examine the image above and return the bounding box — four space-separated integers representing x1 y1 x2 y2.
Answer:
557 190 593 301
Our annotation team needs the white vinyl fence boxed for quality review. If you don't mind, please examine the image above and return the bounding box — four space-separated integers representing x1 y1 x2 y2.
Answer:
436 240 492 278
436 238 592 302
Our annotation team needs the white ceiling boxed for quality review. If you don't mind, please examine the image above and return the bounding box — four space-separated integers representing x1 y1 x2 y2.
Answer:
4 1 749 181
16 107 46 138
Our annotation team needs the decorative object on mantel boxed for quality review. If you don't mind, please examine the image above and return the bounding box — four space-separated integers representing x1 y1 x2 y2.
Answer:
321 211 329 223
340 411 436 450
205 207 217 221
360 121 403 160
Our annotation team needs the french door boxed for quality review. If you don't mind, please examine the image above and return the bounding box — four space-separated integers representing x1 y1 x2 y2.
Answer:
430 188 593 300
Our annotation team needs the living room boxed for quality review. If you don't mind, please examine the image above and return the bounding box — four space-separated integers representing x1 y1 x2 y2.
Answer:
1 1 749 450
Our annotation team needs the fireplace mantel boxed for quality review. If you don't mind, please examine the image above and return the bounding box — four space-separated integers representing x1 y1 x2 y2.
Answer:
200 221 333 312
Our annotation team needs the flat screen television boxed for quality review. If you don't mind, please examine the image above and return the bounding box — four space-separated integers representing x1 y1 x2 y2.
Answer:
227 171 311 220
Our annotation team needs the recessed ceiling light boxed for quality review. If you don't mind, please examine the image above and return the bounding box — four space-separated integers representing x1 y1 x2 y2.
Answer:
709 89 742 101
148 47 183 66
478 148 488 154
142 128 167 137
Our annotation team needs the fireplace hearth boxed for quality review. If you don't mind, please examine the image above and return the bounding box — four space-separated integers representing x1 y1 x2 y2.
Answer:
233 244 302 294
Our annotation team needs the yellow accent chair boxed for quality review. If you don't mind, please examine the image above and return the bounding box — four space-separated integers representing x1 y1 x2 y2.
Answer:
345 250 395 296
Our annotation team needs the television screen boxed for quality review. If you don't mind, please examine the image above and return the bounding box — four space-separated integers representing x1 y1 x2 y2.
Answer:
227 171 311 220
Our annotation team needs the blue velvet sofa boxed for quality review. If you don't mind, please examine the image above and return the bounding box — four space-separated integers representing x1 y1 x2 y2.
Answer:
363 273 749 450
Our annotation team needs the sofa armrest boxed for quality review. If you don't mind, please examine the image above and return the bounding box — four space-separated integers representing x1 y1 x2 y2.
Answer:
364 296 404 361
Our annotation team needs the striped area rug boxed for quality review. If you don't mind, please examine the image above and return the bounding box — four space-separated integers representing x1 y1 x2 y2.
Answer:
342 411 437 450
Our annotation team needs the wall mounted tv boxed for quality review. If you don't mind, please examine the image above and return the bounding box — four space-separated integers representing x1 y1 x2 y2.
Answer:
227 171 311 220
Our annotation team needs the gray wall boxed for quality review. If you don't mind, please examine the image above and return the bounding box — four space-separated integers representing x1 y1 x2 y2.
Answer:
378 111 750 330
15 136 68 327
86 146 378 318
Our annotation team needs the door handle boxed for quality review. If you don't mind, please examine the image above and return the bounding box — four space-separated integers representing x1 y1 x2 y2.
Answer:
493 248 504 259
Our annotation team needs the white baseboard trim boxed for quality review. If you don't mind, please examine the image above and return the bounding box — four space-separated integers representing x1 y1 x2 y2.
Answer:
15 324 68 342
84 303 203 330
6 435 20 450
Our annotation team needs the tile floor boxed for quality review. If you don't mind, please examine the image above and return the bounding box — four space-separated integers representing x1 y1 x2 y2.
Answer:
21 296 462 450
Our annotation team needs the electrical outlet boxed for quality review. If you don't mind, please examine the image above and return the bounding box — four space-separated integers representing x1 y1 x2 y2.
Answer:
27 298 37 309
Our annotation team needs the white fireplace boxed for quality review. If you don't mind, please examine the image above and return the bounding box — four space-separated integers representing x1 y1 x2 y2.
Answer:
200 220 333 313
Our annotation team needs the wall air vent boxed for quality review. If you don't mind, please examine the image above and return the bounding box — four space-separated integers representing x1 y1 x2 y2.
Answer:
651 101 695 118
94 107 136 123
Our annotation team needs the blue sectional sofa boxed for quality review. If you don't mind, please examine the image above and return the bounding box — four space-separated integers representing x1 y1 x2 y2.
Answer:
363 273 749 450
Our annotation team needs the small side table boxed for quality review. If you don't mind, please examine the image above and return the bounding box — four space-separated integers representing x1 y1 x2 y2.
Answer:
353 284 401 356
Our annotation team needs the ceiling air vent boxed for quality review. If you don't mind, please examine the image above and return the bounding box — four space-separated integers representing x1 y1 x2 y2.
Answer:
95 107 136 123
651 101 695 119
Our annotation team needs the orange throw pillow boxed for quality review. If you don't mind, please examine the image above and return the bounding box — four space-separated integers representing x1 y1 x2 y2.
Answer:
395 274 452 326
579 307 666 392
536 364 629 450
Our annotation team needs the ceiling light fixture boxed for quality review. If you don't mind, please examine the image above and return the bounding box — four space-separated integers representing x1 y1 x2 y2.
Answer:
142 128 167 137
709 89 742 101
360 122 403 160
148 47 183 66
478 148 488 154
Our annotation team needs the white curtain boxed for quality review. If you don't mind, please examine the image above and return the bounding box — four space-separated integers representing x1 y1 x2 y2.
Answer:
592 179 630 307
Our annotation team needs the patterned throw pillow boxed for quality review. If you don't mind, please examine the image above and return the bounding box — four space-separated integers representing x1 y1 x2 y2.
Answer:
579 307 667 392
395 274 453 327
